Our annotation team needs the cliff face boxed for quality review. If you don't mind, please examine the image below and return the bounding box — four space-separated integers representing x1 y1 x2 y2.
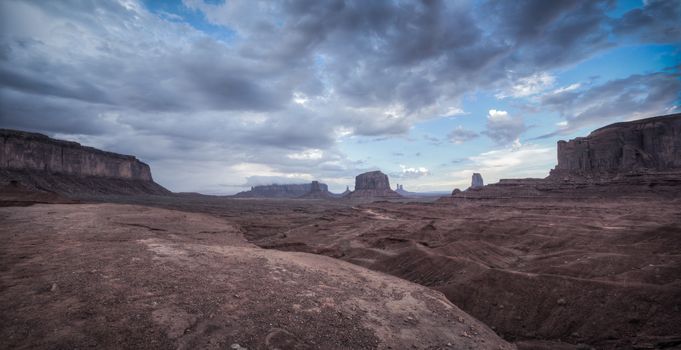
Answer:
0 129 169 195
1 129 153 181
234 182 329 198
441 114 681 202
550 114 681 178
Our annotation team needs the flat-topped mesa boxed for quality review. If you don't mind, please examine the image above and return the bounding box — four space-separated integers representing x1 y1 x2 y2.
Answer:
0 129 170 195
345 170 402 199
235 182 329 198
549 113 681 179
1 129 153 181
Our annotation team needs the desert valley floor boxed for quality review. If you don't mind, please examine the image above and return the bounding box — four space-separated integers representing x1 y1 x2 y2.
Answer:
2 194 680 350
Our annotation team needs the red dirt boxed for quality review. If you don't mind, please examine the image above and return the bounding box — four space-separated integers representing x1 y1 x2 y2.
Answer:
85 194 681 349
0 203 513 350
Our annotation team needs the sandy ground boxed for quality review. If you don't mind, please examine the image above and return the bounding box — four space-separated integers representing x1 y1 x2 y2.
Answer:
0 203 513 350
84 194 681 350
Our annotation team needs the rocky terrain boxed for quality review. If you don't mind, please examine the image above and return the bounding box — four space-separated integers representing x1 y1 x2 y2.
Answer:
101 191 681 350
0 203 513 350
345 171 402 199
0 129 169 195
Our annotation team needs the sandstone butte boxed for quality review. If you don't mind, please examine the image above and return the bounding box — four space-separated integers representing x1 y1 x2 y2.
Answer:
344 170 402 199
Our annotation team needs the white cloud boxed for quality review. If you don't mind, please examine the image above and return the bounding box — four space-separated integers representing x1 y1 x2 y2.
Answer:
287 149 324 160
496 72 556 99
397 165 430 178
447 125 479 144
482 109 527 145
443 107 466 117
487 109 509 121
551 83 581 94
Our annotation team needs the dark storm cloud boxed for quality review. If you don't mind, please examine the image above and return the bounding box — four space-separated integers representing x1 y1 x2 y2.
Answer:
447 126 479 145
482 111 527 145
0 88 111 135
1 0 679 191
612 0 681 43
536 71 681 138
0 65 110 105
484 0 614 69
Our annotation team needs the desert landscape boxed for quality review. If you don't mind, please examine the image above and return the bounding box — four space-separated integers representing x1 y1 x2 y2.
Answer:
2 114 681 349
2 1 681 349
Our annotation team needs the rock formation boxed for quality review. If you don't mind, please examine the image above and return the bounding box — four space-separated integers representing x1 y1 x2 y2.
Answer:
345 171 401 199
395 184 418 197
234 182 329 198
471 173 484 189
299 180 334 199
341 185 351 196
0 129 169 195
549 113 681 179
441 114 681 201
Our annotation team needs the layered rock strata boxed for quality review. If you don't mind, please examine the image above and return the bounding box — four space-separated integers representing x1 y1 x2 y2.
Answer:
549 113 681 179
442 114 681 201
0 129 169 195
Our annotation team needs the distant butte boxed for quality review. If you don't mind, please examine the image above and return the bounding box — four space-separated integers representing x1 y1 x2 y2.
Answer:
234 182 331 198
345 170 402 199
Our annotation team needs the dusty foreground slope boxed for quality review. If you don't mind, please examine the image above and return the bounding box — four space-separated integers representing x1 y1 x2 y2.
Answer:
0 203 513 350
241 199 681 350
109 195 681 349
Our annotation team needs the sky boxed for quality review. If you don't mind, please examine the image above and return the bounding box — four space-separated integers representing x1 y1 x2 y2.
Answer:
0 0 680 194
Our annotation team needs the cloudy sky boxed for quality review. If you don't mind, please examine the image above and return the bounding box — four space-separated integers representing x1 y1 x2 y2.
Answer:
1 0 679 194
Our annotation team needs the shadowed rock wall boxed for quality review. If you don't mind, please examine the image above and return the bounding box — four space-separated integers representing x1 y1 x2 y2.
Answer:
0 129 170 195
550 113 681 178
1 129 153 181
